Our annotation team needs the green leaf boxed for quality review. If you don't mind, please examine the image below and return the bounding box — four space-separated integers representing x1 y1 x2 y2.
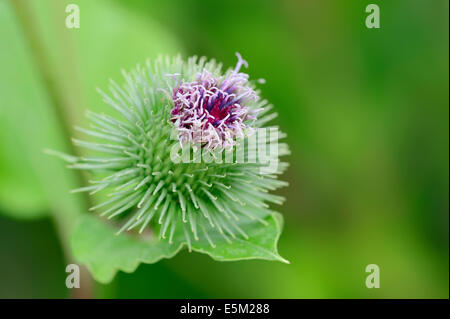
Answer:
71 215 184 284
71 213 287 283
189 212 289 264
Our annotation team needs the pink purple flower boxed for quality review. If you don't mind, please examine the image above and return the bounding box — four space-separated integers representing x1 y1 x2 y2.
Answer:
171 53 260 150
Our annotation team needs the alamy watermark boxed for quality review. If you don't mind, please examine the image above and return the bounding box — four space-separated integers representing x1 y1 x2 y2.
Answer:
169 127 281 175
365 4 380 29
65 264 80 289
365 264 380 288
65 4 80 29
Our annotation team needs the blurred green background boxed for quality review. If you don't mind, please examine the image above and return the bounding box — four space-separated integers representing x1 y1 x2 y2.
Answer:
0 0 448 298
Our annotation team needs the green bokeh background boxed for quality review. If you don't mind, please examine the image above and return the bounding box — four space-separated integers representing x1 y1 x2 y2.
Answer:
0 0 448 298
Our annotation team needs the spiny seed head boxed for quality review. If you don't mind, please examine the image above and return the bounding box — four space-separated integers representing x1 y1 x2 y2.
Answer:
59 53 289 250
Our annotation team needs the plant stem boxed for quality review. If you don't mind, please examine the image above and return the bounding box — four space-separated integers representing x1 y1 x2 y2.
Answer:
9 0 94 298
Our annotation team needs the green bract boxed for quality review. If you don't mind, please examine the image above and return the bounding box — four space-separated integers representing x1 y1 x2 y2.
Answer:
54 55 290 283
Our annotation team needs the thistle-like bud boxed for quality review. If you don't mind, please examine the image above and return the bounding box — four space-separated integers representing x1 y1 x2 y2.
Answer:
55 53 289 252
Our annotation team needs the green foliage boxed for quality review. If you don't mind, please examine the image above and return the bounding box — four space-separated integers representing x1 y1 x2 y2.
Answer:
0 0 70 219
72 212 286 283
71 215 183 284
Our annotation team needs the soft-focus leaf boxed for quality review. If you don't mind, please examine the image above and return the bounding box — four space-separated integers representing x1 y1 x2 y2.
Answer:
0 1 54 218
0 0 182 221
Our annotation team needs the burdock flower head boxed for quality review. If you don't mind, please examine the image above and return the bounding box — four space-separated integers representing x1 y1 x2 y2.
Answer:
54 53 289 260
